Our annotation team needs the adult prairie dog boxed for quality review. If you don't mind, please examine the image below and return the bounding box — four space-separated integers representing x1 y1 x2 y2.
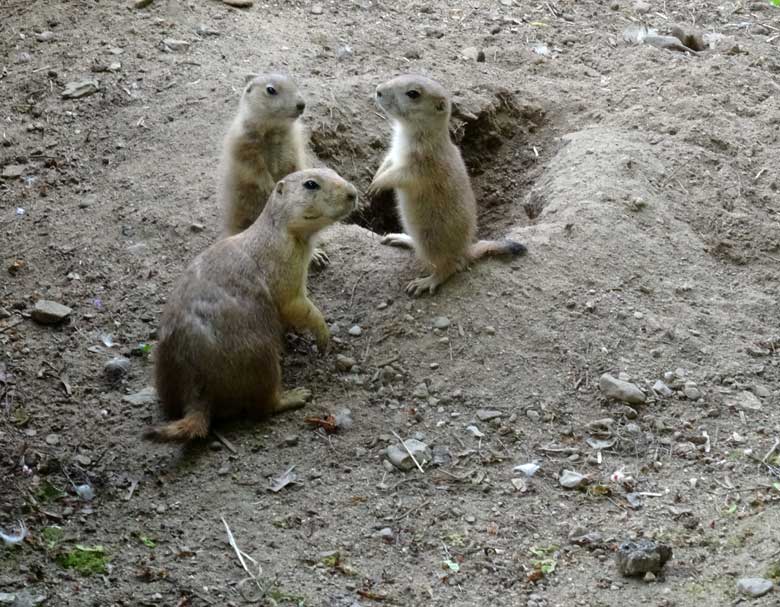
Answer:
368 74 526 296
145 169 357 443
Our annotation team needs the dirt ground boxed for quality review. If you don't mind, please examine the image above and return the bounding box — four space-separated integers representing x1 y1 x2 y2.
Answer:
2 0 780 605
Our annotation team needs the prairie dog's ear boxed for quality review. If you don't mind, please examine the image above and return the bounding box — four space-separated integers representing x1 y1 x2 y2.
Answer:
275 180 285 195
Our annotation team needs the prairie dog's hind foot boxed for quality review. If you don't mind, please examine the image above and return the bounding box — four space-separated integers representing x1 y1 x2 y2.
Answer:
406 274 443 297
381 233 414 249
275 387 312 413
310 247 330 268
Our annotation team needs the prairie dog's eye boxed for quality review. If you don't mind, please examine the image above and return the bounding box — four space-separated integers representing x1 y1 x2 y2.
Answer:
405 89 421 99
266 85 278 96
303 180 320 191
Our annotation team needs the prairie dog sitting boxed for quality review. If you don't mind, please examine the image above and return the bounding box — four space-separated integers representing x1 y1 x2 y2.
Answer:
145 168 357 443
219 73 329 266
368 74 526 296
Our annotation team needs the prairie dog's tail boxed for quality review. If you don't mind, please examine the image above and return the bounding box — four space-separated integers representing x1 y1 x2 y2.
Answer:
143 410 209 443
469 239 527 260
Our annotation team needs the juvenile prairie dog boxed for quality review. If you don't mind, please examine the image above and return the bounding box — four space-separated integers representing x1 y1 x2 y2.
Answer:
368 74 527 296
220 73 330 265
145 168 357 443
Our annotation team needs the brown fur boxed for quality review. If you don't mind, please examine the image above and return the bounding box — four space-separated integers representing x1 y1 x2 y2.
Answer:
145 168 357 443
368 74 526 296
219 73 309 236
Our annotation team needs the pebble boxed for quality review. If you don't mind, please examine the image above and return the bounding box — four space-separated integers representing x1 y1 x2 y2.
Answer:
61 80 100 99
526 409 541 423
45 433 60 446
432 316 450 330
310 3 323 14
122 386 158 406
753 384 770 398
385 439 431 471
283 435 299 447
465 514 476 524
75 454 92 466
615 539 672 576
221 0 254 6
335 355 356 371
403 48 422 59
569 528 603 546
736 578 773 598
133 0 155 7
461 46 486 62
336 46 353 61
36 31 55 42
218 464 230 476
726 391 762 411
190 222 205 232
412 383 429 398
31 300 72 325
209 441 222 451
377 527 394 541
104 356 131 382
425 27 445 38
348 325 363 336
484 325 496 335
161 39 190 52
599 373 646 405
476 409 503 422
432 445 451 467
643 571 656 583
652 380 672 398
2 165 26 179
683 381 702 401
558 469 587 489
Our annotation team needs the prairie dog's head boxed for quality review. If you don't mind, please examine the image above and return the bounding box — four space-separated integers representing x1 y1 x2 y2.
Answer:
240 73 306 122
375 75 451 129
269 168 358 239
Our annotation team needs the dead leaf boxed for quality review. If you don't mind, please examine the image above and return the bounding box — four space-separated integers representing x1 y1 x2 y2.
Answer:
269 466 297 493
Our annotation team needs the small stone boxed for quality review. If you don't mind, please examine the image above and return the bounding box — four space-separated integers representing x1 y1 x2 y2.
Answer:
104 356 131 382
209 441 222 451
753 384 770 398
403 48 422 59
412 383 429 399
45 433 60 446
484 325 496 335
377 527 394 541
385 439 431 471
465 514 476 524
36 31 55 42
425 27 445 38
643 571 656 583
569 528 603 546
133 0 155 7
634 0 651 13
2 164 25 179
599 373 646 405
616 540 672 576
162 39 190 52
190 222 205 232
221 0 253 6
377 301 388 310
310 3 323 14
683 381 702 401
336 46 353 61
726 391 762 411
335 355 356 371
432 445 451 467
461 46 485 62
122 386 158 406
652 380 673 397
283 435 299 447
559 469 588 489
476 409 503 422
31 300 72 324
348 325 363 336
75 454 92 466
432 316 450 330
218 463 230 476
62 80 100 99
736 578 773 598
526 409 541 423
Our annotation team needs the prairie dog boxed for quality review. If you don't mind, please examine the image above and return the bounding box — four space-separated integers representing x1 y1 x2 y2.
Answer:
368 74 526 296
145 168 357 443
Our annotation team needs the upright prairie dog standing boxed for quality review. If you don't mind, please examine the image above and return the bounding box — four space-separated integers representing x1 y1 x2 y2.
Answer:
368 74 527 296
145 169 357 443
219 73 329 265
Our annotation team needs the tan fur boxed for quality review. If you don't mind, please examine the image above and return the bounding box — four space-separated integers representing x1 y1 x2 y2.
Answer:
219 73 309 236
145 169 357 443
368 74 526 296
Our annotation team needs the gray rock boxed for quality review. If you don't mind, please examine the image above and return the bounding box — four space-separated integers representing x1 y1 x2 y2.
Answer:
736 578 773 598
559 469 588 489
484 325 496 335
2 165 25 179
432 316 450 329
476 409 503 422
726 390 762 411
62 80 99 99
683 381 702 401
0 590 47 606
569 528 603 546
45 433 60 446
412 382 429 399
599 373 646 405
221 0 253 6
31 300 72 324
652 380 673 397
161 38 190 52
122 386 157 406
432 445 451 466
104 356 130 382
348 325 363 336
461 46 485 62
616 540 672 576
377 527 394 541
310 3 323 14
335 355 356 371
336 46 353 61
385 439 431 471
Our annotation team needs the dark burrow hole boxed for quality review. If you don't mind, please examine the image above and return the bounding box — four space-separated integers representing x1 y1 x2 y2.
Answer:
310 89 548 236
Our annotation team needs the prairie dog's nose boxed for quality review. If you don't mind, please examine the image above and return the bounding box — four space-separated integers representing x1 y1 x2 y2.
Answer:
296 100 306 113
375 85 383 98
